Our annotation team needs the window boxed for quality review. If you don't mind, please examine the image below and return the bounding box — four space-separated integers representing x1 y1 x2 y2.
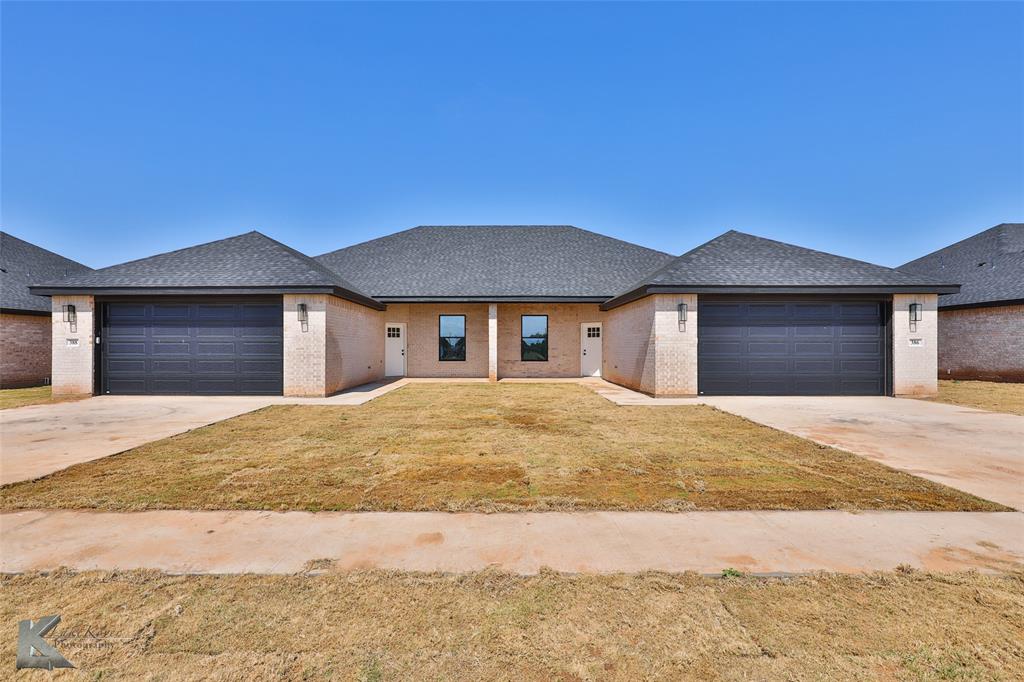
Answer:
439 315 466 361
586 326 601 338
521 315 548 361
387 326 401 338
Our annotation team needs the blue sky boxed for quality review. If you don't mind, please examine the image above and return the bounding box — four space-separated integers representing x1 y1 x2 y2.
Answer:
2 1 1021 269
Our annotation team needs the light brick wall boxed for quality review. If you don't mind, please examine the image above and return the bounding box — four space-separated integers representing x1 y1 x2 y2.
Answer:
893 293 939 396
0 312 52 389
602 294 697 396
283 294 326 396
50 295 94 395
487 303 498 381
935 304 1024 382
326 295 385 392
496 303 604 378
385 303 490 377
651 293 698 396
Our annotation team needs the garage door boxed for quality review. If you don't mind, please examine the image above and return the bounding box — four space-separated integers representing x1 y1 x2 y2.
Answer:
102 299 283 395
698 299 887 396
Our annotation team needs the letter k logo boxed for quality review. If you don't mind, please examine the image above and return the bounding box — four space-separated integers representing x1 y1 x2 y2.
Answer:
16 615 74 670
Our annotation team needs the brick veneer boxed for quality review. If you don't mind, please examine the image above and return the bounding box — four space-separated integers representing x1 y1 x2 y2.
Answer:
496 303 604 378
603 293 696 396
0 312 52 388
284 294 385 397
936 304 1024 382
892 293 939 396
384 303 491 378
50 295 95 395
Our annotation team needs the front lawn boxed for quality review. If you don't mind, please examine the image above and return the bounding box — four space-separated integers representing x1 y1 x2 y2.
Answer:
926 379 1024 416
0 383 1001 512
0 385 86 410
1 569 1021 680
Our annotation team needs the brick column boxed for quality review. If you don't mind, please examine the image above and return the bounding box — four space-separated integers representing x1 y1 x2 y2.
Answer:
652 293 698 396
893 293 938 396
283 294 327 397
51 295 95 395
488 303 498 382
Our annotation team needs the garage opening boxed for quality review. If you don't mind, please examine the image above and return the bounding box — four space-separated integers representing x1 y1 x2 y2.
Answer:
698 297 888 396
100 298 283 395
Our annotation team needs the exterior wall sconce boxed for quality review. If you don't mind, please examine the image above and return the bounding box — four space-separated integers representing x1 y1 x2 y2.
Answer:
677 302 688 331
909 302 922 332
297 303 308 332
62 304 77 333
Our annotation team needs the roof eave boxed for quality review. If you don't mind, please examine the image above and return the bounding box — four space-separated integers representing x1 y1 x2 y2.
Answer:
601 284 962 310
375 295 610 304
27 285 388 311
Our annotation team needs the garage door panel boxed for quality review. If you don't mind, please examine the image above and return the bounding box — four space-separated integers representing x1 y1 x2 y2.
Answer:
103 299 282 395
699 299 886 396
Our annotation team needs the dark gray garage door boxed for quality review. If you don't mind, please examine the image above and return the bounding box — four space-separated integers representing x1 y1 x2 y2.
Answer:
698 299 887 396
102 299 283 395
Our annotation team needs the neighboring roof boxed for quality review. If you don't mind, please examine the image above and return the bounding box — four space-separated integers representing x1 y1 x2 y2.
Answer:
1 231 92 313
315 225 675 300
604 230 960 309
899 223 1024 308
30 231 385 310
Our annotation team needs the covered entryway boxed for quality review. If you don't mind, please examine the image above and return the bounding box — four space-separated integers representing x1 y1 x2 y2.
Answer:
698 298 888 396
101 298 283 395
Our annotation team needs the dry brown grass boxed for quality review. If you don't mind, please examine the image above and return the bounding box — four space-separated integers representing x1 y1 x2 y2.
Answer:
925 380 1024 416
0 383 1003 512
0 386 86 410
2 568 1022 680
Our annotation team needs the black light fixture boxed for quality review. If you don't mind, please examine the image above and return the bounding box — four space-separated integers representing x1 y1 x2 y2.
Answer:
297 303 308 332
909 302 922 332
62 304 77 333
677 302 688 331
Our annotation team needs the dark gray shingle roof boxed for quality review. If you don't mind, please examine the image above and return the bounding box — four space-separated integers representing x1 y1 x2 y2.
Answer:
31 231 384 309
315 225 675 299
1 232 92 313
899 224 1024 308
604 230 958 308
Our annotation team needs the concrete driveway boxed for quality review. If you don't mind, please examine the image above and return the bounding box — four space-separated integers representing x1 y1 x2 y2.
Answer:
0 396 275 485
702 396 1024 510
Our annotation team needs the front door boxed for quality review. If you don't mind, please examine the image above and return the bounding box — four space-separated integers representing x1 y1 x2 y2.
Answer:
580 322 602 377
385 323 406 376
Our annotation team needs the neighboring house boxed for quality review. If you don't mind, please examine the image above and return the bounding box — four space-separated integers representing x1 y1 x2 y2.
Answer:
1 232 92 388
29 225 956 398
900 223 1023 382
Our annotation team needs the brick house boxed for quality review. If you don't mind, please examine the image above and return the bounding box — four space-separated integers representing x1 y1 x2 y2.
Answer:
29 226 957 398
901 223 1023 382
1 232 92 388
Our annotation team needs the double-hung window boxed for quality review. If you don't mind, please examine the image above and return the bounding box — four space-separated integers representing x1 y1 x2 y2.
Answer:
521 315 548 361
439 315 466 361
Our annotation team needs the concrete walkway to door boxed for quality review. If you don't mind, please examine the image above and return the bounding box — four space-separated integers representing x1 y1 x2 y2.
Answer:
2 509 1020 575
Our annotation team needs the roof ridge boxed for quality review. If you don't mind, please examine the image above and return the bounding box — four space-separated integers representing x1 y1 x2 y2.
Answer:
82 230 261 273
254 232 375 296
901 223 1019 268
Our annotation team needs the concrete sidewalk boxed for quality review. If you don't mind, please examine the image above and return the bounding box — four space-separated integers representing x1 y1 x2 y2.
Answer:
2 509 1020 575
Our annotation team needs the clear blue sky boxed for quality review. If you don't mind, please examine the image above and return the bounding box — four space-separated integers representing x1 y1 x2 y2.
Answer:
2 1 1021 269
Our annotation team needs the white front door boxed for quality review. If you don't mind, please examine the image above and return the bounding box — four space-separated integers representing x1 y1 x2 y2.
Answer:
580 322 602 377
385 323 406 376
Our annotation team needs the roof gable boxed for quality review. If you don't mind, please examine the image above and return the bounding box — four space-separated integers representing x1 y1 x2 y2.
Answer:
31 231 384 309
900 223 1024 308
315 225 675 299
1 232 92 313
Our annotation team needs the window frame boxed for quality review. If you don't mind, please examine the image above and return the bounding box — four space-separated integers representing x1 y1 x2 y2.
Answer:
438 314 467 362
520 314 549 362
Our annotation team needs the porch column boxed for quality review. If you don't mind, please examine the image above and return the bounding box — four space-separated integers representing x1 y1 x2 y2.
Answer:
488 303 498 382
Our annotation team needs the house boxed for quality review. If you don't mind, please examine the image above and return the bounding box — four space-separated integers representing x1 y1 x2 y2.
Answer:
900 223 1023 382
1 232 92 388
28 225 957 398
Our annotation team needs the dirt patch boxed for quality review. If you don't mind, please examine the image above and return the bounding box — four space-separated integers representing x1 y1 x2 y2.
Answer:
1 568 1021 680
0 383 1006 512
